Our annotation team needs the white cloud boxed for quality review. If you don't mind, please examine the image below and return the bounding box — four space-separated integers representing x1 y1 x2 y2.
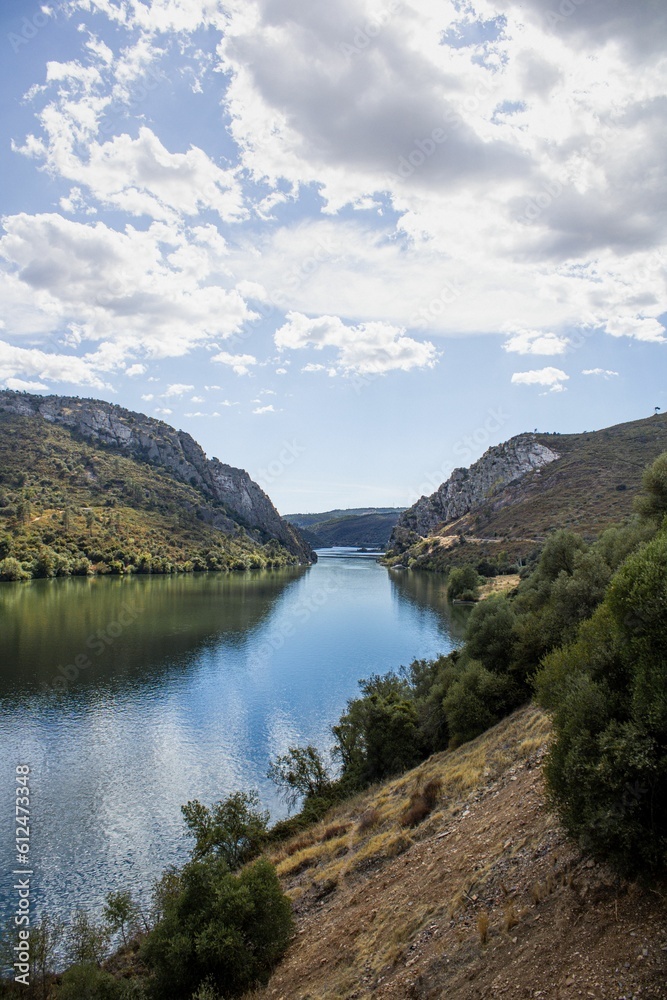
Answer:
154 407 173 415
141 393 154 401
252 404 275 414
605 316 665 343
163 383 194 397
0 214 253 368
302 363 326 373
275 312 437 375
126 363 146 376
190 394 205 402
3 377 50 392
275 367 288 375
0 340 109 388
511 366 569 391
211 351 257 375
582 368 619 378
502 328 570 356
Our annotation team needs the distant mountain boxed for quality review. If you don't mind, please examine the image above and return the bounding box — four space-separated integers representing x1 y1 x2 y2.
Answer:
0 391 315 578
286 508 406 548
387 413 667 571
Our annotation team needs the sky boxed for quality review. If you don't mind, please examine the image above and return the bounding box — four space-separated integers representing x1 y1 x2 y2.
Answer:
0 0 665 513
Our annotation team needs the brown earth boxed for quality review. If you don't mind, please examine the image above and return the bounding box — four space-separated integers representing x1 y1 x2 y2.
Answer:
247 707 667 1000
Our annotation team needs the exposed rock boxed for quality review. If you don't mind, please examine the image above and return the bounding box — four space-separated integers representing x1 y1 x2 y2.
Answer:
391 435 560 543
0 390 315 563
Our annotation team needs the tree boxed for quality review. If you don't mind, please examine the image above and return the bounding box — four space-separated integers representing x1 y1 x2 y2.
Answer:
65 908 110 967
464 597 517 675
181 791 268 869
537 530 586 581
103 890 140 948
142 856 293 999
446 565 480 601
32 913 65 1000
634 452 667 524
267 746 331 810
536 529 667 875
332 674 423 787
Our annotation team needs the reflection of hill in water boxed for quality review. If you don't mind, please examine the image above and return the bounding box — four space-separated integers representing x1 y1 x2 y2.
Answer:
389 569 470 645
0 570 307 698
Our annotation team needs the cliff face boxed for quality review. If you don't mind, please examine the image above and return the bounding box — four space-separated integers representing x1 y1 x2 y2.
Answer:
0 391 315 563
392 435 560 542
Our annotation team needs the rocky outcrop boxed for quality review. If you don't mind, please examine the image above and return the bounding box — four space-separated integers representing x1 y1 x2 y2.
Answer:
0 391 315 563
391 435 560 543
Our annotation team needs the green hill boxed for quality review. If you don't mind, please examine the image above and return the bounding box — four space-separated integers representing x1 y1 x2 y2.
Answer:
286 508 405 548
0 403 312 580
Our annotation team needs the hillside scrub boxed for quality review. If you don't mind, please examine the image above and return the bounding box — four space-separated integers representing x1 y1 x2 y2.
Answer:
0 414 299 579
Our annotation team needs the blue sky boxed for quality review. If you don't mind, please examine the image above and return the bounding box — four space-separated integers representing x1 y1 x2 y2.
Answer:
0 0 665 512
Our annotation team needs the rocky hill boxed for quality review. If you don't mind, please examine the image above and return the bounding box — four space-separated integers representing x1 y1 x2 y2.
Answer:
388 414 667 568
392 436 559 541
0 391 313 564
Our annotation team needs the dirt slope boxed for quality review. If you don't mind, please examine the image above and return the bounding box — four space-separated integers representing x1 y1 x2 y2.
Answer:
249 707 667 1000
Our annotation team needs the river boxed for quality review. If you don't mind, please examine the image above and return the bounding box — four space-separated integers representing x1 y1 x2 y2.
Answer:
0 550 467 925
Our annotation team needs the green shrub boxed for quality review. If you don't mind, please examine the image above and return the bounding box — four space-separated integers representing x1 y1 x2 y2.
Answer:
536 529 667 875
0 557 29 581
181 791 268 868
443 661 522 747
56 963 120 1000
447 565 480 601
142 856 293 999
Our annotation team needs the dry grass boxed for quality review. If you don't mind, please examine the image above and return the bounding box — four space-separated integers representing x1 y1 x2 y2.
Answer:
478 574 521 600
477 911 490 946
504 903 519 931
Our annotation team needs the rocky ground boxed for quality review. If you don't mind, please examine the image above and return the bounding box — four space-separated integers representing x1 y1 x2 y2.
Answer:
247 707 667 1000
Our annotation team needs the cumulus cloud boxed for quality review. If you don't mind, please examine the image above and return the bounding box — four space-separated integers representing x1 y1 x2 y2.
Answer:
211 351 257 375
2 0 665 383
502 328 570 355
252 404 275 414
0 340 110 389
3 377 50 392
582 368 619 378
275 312 437 375
511 366 569 391
162 383 194 396
126 363 146 376
0 214 253 369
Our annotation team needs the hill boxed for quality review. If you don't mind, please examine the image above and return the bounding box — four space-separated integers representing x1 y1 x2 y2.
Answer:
287 508 405 548
387 413 667 571
250 706 667 1000
0 392 314 578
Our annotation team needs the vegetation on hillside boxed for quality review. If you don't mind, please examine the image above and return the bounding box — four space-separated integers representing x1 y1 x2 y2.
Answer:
0 414 299 580
267 454 667 879
287 508 405 549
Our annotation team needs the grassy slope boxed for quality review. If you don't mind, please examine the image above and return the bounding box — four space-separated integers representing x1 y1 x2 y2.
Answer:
246 706 667 1000
387 413 667 572
0 413 298 576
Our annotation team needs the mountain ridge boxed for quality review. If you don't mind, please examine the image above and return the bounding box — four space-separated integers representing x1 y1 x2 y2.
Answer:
0 390 314 564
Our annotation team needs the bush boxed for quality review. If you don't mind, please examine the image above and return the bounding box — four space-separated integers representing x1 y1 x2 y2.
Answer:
142 856 293 999
447 565 480 601
181 791 268 869
56 963 120 1000
443 661 522 747
0 557 28 581
536 529 667 875
465 597 517 675
332 674 423 787
267 746 331 810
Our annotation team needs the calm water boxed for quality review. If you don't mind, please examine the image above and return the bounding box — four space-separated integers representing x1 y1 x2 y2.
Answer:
0 551 467 925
